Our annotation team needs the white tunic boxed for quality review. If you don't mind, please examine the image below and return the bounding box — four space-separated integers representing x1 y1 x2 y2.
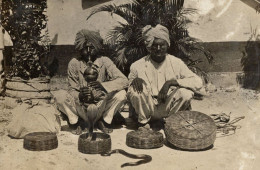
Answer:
128 54 203 96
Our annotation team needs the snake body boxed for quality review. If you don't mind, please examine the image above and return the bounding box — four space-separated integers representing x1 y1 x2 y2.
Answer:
101 149 152 168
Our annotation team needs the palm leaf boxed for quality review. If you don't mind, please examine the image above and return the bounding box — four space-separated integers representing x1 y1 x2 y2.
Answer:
87 0 139 24
188 65 209 84
165 0 184 12
179 8 197 15
87 0 214 77
125 46 147 62
113 47 127 70
106 22 133 46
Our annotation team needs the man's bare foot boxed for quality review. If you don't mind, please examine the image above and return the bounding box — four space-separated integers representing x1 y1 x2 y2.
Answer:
87 132 93 141
138 123 151 130
97 120 113 133
71 126 83 135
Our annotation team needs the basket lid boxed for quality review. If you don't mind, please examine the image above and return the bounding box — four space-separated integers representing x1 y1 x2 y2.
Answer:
165 111 216 139
24 132 57 141
127 127 163 139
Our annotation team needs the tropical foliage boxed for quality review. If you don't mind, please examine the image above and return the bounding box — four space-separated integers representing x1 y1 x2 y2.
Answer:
1 0 50 79
87 0 213 80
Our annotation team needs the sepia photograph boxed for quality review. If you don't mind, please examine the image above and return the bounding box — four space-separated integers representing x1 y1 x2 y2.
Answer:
0 0 260 169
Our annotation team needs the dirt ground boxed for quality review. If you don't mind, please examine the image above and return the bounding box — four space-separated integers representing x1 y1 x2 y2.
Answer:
0 82 260 170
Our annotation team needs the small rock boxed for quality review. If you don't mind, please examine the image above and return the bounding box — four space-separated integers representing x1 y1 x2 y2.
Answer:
225 86 237 92
49 161 56 165
206 83 217 93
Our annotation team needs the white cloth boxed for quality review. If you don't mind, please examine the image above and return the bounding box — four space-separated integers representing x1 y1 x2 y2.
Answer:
67 56 128 99
127 54 203 123
128 54 203 96
54 89 126 124
149 58 168 95
127 85 193 124
55 56 128 125
7 102 61 139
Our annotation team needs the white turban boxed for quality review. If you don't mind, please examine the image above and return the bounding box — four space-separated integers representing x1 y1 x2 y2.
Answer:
142 24 170 49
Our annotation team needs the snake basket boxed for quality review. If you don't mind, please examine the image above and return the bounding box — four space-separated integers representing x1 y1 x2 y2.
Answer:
164 111 216 151
78 132 111 154
23 132 58 151
126 128 164 149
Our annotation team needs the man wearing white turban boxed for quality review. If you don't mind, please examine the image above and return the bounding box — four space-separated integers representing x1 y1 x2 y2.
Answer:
55 29 128 134
127 24 203 125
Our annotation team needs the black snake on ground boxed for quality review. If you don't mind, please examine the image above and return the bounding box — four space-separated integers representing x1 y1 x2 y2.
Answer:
101 149 152 168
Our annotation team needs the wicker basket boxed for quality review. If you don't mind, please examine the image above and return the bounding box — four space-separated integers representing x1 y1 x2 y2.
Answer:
78 132 111 154
5 77 52 99
5 77 52 108
164 111 216 151
126 128 164 149
23 132 58 151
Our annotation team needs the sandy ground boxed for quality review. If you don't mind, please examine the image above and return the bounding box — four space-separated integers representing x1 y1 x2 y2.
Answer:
0 85 260 170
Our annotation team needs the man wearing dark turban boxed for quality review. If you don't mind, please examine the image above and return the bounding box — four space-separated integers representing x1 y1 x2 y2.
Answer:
127 24 203 125
55 29 128 134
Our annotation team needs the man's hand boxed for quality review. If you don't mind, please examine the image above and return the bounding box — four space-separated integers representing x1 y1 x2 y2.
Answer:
79 86 92 102
88 81 105 91
131 77 146 93
158 79 178 104
93 90 106 101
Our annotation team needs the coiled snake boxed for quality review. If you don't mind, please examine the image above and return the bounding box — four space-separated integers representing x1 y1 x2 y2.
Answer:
101 149 152 168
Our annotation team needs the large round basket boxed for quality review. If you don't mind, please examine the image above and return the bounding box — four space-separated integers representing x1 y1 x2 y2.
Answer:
164 111 216 151
23 132 58 151
78 132 111 154
5 77 52 107
126 128 164 149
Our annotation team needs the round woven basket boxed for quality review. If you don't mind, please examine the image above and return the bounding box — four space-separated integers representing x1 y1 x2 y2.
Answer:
126 128 164 149
164 111 216 151
78 132 111 154
5 77 52 108
23 132 58 151
5 77 51 99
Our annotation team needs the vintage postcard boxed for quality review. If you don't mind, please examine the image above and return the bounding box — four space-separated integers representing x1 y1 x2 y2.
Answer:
0 0 259 170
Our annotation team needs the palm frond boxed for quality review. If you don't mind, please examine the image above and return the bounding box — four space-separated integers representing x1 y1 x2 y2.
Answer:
176 37 213 63
87 0 139 24
87 4 117 20
106 22 144 48
165 0 185 12
125 46 147 62
179 8 197 15
87 0 214 77
187 59 203 67
113 48 127 70
106 22 133 45
188 65 209 84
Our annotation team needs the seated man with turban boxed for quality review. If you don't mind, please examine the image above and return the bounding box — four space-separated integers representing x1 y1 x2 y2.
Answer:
55 29 128 134
127 24 203 126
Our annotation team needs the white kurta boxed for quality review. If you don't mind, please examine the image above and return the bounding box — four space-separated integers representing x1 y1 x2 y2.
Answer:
127 54 203 123
128 54 203 95
54 56 128 125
